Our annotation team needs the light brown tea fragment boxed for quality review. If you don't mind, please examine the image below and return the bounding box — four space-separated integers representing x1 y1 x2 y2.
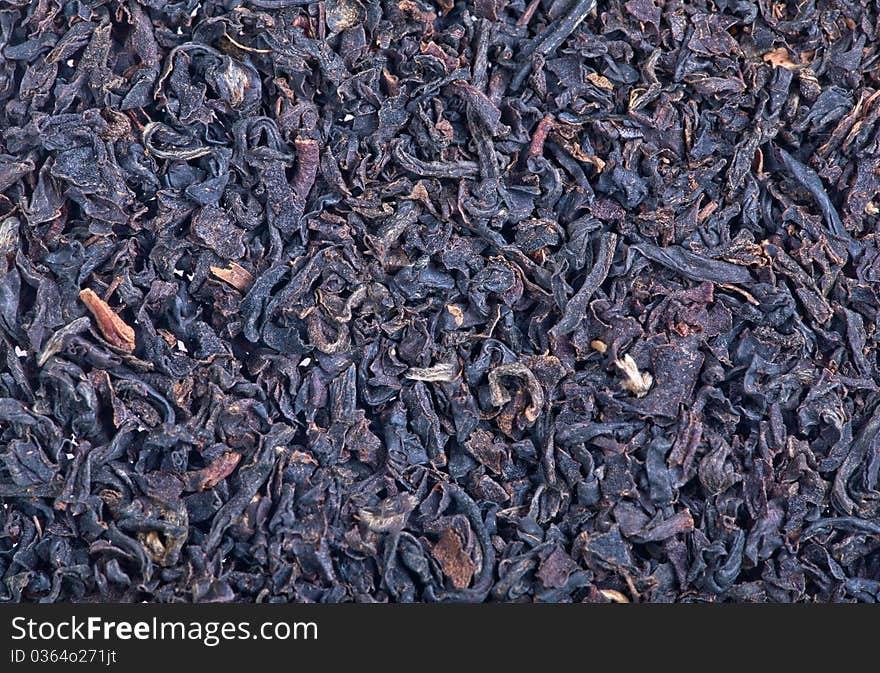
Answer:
79 289 135 352
210 262 255 291
762 47 799 70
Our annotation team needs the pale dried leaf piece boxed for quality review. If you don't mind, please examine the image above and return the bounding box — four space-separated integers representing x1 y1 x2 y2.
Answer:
407 180 435 203
358 494 418 533
615 354 653 397
600 589 630 603
587 72 614 89
762 47 799 70
210 262 255 292
405 363 459 382
591 339 608 354
79 289 136 352
446 304 464 326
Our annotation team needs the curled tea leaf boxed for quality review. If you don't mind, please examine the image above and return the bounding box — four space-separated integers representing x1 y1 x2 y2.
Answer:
488 363 545 422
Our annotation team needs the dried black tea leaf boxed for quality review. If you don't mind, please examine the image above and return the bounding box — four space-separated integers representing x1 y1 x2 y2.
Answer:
1 0 879 606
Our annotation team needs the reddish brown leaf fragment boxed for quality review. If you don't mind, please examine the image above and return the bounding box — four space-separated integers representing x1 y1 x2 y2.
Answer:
79 289 136 352
528 115 555 157
536 547 577 589
432 528 475 589
293 137 320 199
210 262 255 292
186 453 242 491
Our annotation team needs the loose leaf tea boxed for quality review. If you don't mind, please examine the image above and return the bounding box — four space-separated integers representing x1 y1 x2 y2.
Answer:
0 0 879 604
78 289 137 353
